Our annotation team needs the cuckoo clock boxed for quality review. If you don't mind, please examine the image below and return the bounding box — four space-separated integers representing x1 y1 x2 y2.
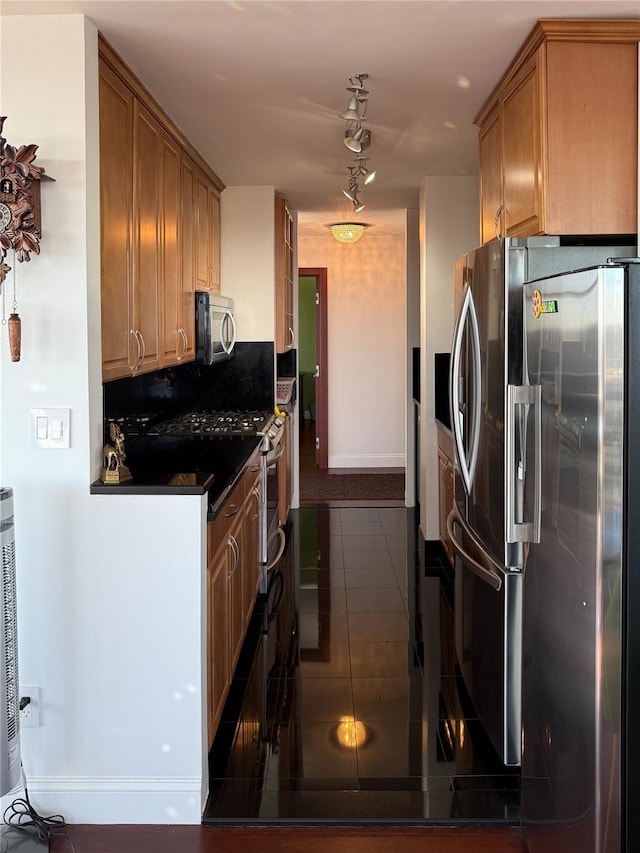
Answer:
0 116 48 361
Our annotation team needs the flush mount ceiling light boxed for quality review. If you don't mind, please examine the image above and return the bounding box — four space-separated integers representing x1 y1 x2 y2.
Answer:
328 222 369 244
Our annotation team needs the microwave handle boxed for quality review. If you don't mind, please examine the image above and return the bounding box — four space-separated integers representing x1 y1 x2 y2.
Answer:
221 310 237 355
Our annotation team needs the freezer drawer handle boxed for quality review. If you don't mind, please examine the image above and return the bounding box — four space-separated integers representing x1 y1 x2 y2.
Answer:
506 384 541 544
446 509 502 591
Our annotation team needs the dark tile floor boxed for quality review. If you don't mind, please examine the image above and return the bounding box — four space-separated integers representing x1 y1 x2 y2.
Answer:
203 505 520 824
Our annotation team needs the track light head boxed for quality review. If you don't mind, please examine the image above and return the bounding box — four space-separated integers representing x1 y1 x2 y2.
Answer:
340 95 362 121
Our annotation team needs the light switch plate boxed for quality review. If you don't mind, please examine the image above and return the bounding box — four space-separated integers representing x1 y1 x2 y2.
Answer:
30 408 71 448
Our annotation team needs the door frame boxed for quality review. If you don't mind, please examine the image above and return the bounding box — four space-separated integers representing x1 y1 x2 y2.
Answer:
299 267 328 470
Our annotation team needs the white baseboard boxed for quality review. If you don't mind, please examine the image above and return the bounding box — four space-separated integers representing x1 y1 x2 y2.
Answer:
2 776 204 824
327 454 405 469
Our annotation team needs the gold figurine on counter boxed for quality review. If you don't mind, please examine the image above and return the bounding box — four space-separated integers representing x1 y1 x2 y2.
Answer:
100 422 133 484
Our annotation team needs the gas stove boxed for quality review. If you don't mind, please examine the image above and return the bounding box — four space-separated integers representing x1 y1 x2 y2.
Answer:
156 410 274 436
107 409 276 439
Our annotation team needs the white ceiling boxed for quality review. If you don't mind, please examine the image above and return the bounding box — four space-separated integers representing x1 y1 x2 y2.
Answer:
3 0 639 237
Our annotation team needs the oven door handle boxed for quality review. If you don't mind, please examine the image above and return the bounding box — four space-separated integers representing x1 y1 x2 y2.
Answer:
265 442 284 467
266 527 286 571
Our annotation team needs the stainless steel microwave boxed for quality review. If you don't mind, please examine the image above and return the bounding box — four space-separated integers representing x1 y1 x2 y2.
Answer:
195 292 237 365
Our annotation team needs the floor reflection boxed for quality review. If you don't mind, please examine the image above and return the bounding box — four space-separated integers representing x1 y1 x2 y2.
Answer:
203 505 520 823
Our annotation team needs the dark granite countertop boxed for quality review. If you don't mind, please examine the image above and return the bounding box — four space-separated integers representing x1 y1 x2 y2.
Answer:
90 434 262 520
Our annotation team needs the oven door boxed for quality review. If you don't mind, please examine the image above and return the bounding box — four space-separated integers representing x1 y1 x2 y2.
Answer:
264 440 286 583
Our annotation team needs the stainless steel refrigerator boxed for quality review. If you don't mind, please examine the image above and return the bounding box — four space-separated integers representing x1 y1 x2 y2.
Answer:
448 237 635 769
518 259 640 853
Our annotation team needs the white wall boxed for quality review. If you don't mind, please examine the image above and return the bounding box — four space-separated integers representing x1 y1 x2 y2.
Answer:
220 185 275 342
298 233 406 468
419 176 479 540
0 16 208 823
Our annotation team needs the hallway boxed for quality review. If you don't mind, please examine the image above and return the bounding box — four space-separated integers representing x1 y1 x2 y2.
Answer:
203 504 520 823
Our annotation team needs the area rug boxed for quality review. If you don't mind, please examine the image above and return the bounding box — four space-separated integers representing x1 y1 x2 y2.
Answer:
299 472 405 502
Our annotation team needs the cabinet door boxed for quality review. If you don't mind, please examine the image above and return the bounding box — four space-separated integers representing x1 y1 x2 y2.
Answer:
478 102 502 245
210 188 221 296
227 513 245 676
502 55 542 237
275 197 294 353
99 62 134 381
195 170 220 293
438 449 454 566
179 155 197 361
159 132 181 366
207 541 230 747
132 102 161 373
243 474 262 625
545 40 638 235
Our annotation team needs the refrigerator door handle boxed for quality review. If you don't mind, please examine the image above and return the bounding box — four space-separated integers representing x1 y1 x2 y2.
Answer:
506 383 541 543
450 284 482 495
447 509 503 591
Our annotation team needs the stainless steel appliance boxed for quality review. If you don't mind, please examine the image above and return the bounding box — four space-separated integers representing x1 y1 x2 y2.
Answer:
195 292 237 364
517 259 640 853
448 237 635 768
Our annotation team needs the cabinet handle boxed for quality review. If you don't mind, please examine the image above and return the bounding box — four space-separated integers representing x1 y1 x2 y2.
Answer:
138 330 146 367
129 329 141 372
130 329 145 372
266 527 286 572
177 327 188 360
227 535 240 578
288 327 295 349
208 264 217 291
223 503 239 518
494 205 503 241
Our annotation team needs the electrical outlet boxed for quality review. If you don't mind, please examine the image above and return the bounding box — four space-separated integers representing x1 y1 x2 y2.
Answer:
19 686 40 727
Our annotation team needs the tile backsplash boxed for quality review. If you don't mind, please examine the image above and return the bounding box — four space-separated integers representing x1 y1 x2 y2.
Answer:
103 342 276 429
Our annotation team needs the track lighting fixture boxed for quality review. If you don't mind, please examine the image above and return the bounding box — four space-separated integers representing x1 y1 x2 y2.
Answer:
338 73 377 212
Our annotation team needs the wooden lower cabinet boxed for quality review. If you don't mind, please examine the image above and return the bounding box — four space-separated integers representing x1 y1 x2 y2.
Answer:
207 541 231 741
437 426 454 566
243 473 263 625
206 451 263 747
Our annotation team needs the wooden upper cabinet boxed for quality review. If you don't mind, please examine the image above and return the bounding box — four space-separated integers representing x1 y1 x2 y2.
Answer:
132 102 161 374
179 156 197 362
275 196 294 353
99 62 134 381
475 19 640 244
477 101 502 245
501 55 542 237
99 36 224 381
159 130 182 366
195 170 221 294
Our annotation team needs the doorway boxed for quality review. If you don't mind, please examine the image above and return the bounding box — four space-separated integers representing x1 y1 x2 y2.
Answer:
298 268 328 473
